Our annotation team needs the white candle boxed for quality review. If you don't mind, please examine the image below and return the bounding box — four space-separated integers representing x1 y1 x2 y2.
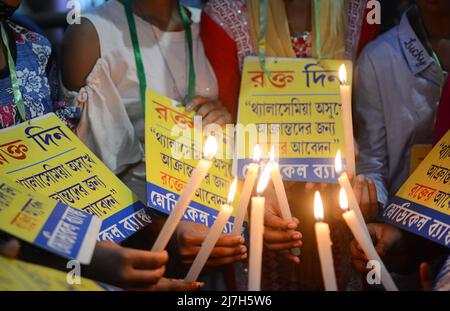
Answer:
269 146 300 256
270 146 292 220
232 145 260 236
335 150 370 240
339 64 356 177
152 136 218 252
314 191 338 291
248 164 271 291
340 188 398 291
185 178 238 282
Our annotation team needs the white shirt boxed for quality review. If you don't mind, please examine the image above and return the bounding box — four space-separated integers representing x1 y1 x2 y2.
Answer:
66 0 218 201
354 12 445 206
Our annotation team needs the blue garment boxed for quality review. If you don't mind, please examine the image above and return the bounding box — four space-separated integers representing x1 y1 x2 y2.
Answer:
0 20 78 129
354 12 445 206
434 254 450 291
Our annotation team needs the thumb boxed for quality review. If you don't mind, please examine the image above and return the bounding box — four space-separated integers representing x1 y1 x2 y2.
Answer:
419 262 433 291
0 239 20 259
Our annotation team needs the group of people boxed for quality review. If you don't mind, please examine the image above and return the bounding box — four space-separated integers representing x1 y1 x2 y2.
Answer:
0 0 449 291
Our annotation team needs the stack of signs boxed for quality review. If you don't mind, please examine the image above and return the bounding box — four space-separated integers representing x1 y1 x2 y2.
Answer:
236 57 352 183
0 178 100 264
145 90 236 232
380 130 450 248
0 114 152 243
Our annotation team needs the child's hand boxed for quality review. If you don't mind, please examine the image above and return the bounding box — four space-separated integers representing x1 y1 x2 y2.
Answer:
175 221 246 266
152 277 204 291
0 238 20 259
263 186 302 264
185 96 233 127
87 241 168 290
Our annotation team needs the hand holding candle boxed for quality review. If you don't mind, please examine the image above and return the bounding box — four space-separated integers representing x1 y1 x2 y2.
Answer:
232 145 261 236
339 64 356 177
185 178 238 282
269 146 292 220
248 164 271 291
340 188 398 291
335 150 370 240
314 191 338 291
152 136 218 252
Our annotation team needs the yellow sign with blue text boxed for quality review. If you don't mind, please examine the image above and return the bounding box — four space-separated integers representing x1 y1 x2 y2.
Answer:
237 56 352 183
0 257 114 291
0 177 101 264
0 113 152 243
381 130 450 248
145 90 237 232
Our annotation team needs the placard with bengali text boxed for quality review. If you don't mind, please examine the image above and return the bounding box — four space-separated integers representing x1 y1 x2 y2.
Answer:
236 56 352 183
380 130 450 248
0 113 152 243
0 257 118 291
145 90 237 232
0 177 101 264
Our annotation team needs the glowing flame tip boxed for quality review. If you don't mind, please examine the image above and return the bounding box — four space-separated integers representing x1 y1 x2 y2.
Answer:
227 177 238 204
203 136 218 160
339 187 349 212
257 164 271 195
253 144 261 162
339 64 347 85
314 191 324 221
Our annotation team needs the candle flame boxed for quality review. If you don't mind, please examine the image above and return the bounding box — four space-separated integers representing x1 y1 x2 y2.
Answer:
227 177 238 204
335 150 342 175
339 187 349 212
203 136 218 160
253 144 261 162
269 145 275 162
339 64 347 85
314 191 324 221
257 163 271 195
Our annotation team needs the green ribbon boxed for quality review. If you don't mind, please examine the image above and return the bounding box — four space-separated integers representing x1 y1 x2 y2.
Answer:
124 0 196 110
124 0 147 112
257 0 270 76
179 4 196 105
1 22 26 122
313 0 322 60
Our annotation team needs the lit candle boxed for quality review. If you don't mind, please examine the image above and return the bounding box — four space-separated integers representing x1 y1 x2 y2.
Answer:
185 178 238 282
232 145 261 236
152 136 218 252
314 191 338 291
248 164 271 291
339 64 356 177
269 146 300 256
340 188 398 291
335 150 370 239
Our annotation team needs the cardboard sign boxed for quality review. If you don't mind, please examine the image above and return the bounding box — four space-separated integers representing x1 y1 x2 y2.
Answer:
145 90 237 232
0 257 116 291
0 177 101 264
0 114 152 243
236 56 352 183
380 130 450 248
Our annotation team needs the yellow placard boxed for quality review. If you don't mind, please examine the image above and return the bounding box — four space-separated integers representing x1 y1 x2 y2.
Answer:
0 177 101 264
145 90 237 231
410 144 432 173
0 113 151 243
236 56 352 183
0 257 107 291
381 130 450 248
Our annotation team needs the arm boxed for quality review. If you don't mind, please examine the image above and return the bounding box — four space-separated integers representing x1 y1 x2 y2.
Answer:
354 49 389 207
61 17 101 92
